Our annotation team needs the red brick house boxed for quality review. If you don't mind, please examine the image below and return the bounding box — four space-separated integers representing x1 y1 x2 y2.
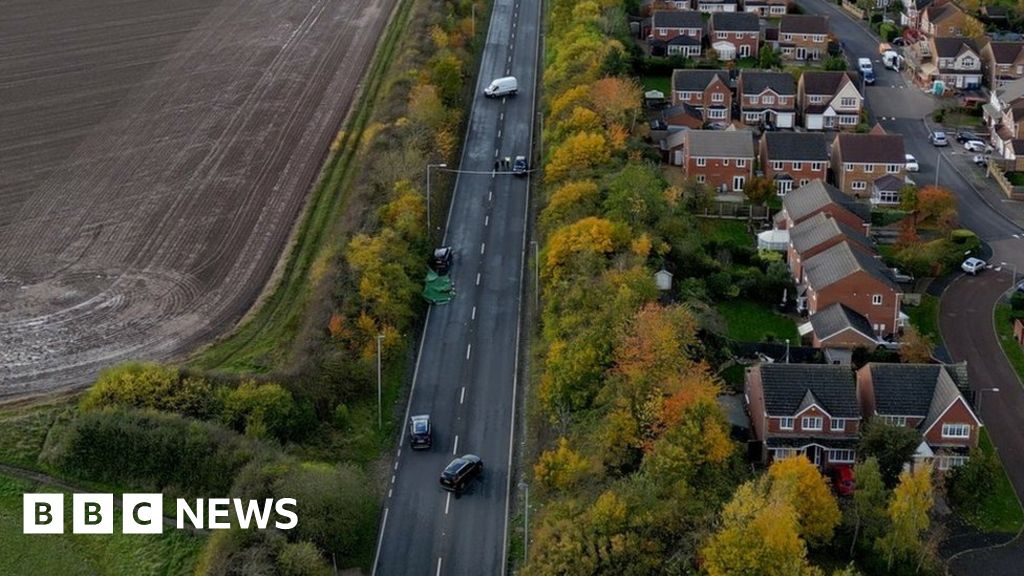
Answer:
683 130 755 193
639 0 694 16
772 180 869 231
649 11 705 57
797 71 863 131
670 69 733 125
856 363 979 470
738 71 797 129
787 211 873 279
802 302 882 351
831 129 907 198
779 15 830 62
760 132 830 195
709 12 761 60
745 363 862 467
744 0 788 16
798 241 902 337
980 40 1024 89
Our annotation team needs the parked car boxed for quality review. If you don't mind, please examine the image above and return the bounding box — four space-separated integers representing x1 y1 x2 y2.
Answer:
929 131 949 146
955 129 982 143
861 68 876 85
961 257 986 275
513 155 527 176
857 57 874 74
964 139 992 153
440 454 483 493
973 154 988 166
831 466 855 497
890 267 914 283
891 37 906 46
904 153 919 172
431 246 453 275
409 415 432 450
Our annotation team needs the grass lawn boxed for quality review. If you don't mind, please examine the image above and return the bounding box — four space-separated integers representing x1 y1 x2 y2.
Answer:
994 304 1024 382
641 74 670 95
0 475 204 576
717 300 799 343
699 219 753 248
905 294 940 342
0 400 72 469
959 429 1024 533
942 110 985 129
1008 172 1024 186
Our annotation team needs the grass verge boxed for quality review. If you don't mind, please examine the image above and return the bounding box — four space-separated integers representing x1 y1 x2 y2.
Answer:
994 303 1024 381
717 299 799 343
0 474 204 576
960 429 1024 534
189 0 416 373
906 294 940 342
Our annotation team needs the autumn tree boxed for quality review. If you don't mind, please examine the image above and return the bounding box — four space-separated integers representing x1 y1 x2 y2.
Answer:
407 83 448 131
589 76 642 130
876 465 934 572
900 326 934 363
847 457 889 556
539 180 601 232
534 437 590 492
545 216 627 278
428 51 463 105
546 132 611 182
603 163 669 227
743 176 777 206
680 177 715 212
859 419 922 488
768 456 842 546
915 186 957 224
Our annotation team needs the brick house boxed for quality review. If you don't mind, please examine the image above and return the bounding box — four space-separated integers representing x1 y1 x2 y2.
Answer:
745 363 862 467
798 241 902 337
920 1 975 37
797 71 863 131
856 363 979 470
709 12 761 60
980 41 1024 90
772 179 869 231
649 11 705 57
760 132 830 195
744 0 788 16
779 15 830 62
898 0 933 29
671 69 733 125
660 102 705 131
984 77 1024 160
698 0 739 12
924 37 982 91
787 211 873 279
639 0 694 16
831 129 907 198
683 130 755 193
738 71 797 129
802 302 882 351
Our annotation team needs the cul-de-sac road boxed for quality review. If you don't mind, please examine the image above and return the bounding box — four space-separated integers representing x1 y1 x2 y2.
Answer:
371 0 540 574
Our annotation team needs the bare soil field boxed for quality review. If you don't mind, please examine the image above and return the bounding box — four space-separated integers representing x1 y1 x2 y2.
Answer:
0 0 395 396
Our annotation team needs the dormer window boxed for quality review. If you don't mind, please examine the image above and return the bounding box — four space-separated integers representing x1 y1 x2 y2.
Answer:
802 416 823 431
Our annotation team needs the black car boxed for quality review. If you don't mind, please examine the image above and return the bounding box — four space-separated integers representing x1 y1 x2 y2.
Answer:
440 454 482 493
956 129 982 143
431 246 453 275
512 155 527 176
409 415 432 450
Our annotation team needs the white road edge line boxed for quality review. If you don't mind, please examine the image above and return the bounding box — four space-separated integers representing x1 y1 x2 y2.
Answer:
453 435 459 455
460 386 466 404
371 508 389 575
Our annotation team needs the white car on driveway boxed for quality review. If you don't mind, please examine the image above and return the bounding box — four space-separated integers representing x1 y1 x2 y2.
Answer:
961 257 986 275
905 154 919 172
964 139 992 153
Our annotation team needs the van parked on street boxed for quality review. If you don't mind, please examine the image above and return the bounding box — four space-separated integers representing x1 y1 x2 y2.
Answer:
484 76 518 98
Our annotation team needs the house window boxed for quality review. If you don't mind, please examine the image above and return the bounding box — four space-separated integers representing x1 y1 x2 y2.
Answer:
811 95 824 104
852 180 867 191
942 423 971 438
887 164 900 173
872 294 883 305
712 92 725 103
718 32 726 39
792 162 802 170
845 163 853 171
733 175 746 191
782 33 792 41
811 162 823 171
777 179 793 195
962 57 975 68
739 44 751 58
840 97 858 107
878 190 900 204
656 27 668 36
780 417 794 430
840 115 858 125
745 112 761 122
828 449 855 463
723 158 730 166
696 157 706 167
708 108 727 119
801 416 823 431
864 164 874 173
772 161 784 171
813 34 825 43
938 455 969 470
763 95 775 105
737 158 747 167
883 415 907 427
696 174 706 183
774 448 798 459
831 418 846 432
799 178 809 186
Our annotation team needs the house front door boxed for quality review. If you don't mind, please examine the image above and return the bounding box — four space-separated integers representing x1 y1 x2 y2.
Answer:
805 445 822 466
739 44 750 58
796 47 807 60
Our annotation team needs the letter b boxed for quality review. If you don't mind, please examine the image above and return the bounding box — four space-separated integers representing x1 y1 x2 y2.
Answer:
73 494 113 534
24 494 64 534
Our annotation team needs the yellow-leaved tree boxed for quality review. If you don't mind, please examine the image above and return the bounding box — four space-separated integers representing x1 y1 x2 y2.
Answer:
768 456 842 546
534 437 591 492
545 132 610 182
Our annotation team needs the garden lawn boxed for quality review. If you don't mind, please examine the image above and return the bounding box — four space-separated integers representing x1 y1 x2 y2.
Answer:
699 219 752 248
905 294 939 342
641 74 670 95
959 429 1024 533
0 475 203 576
718 300 799 343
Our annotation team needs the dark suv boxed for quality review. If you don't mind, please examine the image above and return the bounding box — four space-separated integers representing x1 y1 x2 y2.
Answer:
431 246 453 275
512 155 527 176
440 454 482 493
409 415 432 450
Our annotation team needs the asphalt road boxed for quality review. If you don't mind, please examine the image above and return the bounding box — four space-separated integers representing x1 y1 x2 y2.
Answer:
370 0 540 574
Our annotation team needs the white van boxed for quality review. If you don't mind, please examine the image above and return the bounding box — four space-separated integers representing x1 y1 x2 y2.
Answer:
484 76 518 98
857 58 873 74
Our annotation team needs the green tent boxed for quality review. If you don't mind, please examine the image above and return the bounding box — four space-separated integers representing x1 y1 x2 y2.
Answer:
423 270 455 304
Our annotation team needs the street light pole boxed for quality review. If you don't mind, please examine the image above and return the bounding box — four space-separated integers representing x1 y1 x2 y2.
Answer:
376 333 385 430
977 387 1000 421
426 163 448 240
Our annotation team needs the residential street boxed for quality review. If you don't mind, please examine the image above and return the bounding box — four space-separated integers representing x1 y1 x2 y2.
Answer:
370 0 540 574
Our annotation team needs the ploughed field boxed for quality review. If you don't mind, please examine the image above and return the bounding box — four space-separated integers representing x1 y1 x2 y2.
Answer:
0 0 393 395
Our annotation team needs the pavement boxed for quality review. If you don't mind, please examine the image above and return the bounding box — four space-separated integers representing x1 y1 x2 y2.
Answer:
370 0 540 574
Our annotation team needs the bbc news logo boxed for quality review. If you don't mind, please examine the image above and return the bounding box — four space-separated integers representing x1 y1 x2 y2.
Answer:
23 494 298 534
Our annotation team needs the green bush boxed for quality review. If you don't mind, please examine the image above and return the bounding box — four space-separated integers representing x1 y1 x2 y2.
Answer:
947 449 999 515
81 362 215 418
40 409 267 498
221 381 299 440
